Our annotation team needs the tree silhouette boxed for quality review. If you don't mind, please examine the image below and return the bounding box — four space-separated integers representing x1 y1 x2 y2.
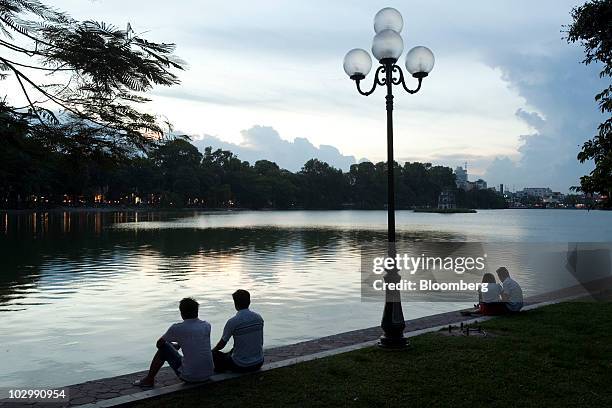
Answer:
0 133 508 209
566 0 612 206
0 0 185 153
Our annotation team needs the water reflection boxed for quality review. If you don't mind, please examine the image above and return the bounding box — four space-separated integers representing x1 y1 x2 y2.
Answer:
0 209 610 388
0 211 466 310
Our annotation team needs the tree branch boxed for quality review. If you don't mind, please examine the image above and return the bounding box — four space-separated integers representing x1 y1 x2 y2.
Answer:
14 70 48 127
0 55 117 131
0 56 73 72
0 16 59 50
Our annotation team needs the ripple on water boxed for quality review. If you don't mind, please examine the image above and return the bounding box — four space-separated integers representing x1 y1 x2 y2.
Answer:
1 209 611 388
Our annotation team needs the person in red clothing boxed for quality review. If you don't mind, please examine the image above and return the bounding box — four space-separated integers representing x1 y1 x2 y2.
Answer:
478 273 507 315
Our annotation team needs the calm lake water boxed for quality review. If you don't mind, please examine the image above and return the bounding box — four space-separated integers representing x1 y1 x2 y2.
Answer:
1 209 611 388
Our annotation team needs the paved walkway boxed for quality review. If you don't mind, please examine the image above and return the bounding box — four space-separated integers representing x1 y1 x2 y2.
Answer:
1 278 609 408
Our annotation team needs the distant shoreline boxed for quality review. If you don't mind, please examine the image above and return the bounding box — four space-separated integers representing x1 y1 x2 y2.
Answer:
0 206 241 214
0 206 599 213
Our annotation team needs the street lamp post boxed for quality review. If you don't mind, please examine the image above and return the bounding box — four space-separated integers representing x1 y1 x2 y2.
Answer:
343 7 435 349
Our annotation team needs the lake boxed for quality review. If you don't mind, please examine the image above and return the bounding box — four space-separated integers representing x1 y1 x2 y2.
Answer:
1 209 611 387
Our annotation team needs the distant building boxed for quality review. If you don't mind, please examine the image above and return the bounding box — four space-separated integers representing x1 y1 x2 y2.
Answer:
454 165 468 189
454 163 488 192
499 184 504 195
464 179 487 191
438 190 456 209
543 192 565 205
474 179 487 190
522 187 553 198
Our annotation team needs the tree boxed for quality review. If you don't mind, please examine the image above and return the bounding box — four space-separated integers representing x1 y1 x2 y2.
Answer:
0 0 184 154
251 160 298 208
566 0 612 206
455 189 507 209
0 109 62 205
298 159 347 209
348 161 384 208
151 139 203 205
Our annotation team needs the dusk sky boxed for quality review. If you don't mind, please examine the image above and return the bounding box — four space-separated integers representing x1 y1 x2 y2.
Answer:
7 0 607 192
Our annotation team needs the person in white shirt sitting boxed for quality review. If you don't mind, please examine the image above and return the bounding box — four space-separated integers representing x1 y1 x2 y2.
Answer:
134 297 214 387
496 267 524 313
212 289 264 373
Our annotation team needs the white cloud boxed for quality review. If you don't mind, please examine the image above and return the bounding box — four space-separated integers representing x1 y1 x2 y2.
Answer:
191 126 356 171
484 47 604 191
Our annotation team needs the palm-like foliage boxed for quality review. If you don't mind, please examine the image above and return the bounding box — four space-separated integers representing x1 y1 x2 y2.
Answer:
0 0 185 154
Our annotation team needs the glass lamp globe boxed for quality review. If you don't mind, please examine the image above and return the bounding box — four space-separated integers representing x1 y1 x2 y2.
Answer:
374 7 403 34
372 29 403 62
405 46 435 77
343 48 372 79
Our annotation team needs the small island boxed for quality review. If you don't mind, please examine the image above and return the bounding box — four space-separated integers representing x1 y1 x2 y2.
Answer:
413 208 477 214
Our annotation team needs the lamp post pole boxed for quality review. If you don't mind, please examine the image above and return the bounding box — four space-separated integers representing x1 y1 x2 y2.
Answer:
384 60 395 246
380 59 404 348
343 8 435 349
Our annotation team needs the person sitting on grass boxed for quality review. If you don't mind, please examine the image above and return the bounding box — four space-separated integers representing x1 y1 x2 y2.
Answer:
496 267 524 313
134 297 214 388
212 289 264 373
477 272 506 315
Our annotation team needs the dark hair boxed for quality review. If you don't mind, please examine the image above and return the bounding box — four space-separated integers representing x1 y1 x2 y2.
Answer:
482 273 496 284
179 297 199 319
232 289 250 310
496 267 510 280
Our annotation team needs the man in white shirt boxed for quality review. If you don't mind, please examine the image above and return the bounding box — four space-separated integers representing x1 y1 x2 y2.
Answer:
134 297 214 387
212 289 264 373
496 267 524 313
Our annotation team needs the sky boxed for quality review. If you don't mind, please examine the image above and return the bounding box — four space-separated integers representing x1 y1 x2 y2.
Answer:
5 0 607 192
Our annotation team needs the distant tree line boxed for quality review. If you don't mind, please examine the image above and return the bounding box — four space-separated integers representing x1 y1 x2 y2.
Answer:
0 132 506 210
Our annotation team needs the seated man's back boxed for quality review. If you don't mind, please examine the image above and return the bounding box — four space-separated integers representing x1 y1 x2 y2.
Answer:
222 308 264 367
163 318 214 382
497 267 524 312
136 297 213 387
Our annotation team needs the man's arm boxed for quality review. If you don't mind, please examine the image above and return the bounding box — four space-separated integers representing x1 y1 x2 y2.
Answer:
156 337 180 349
213 319 234 352
159 325 180 349
212 338 227 352
500 285 510 301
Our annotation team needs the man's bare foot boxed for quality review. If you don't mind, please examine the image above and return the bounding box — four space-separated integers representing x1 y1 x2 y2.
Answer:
132 378 154 388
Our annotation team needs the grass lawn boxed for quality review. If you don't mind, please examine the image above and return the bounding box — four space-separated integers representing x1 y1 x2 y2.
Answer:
137 301 612 407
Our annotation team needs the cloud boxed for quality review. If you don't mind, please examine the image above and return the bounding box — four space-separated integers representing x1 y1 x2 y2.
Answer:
483 45 605 192
191 125 356 171
515 108 546 129
152 89 280 108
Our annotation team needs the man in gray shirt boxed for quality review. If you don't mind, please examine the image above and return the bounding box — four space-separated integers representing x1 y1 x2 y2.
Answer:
134 298 214 387
212 289 264 373
496 267 524 313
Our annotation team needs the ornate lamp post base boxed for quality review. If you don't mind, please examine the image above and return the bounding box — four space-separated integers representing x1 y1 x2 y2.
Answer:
378 306 409 349
378 336 408 349
378 267 408 349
